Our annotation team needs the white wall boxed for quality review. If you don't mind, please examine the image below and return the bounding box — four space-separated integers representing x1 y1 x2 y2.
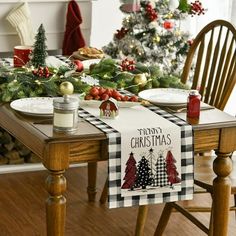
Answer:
90 0 123 48
0 0 93 52
180 0 235 42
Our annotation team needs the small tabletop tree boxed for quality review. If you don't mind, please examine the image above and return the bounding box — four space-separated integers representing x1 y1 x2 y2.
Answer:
31 24 47 68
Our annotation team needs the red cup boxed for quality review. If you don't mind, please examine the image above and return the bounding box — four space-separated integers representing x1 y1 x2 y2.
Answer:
13 46 32 67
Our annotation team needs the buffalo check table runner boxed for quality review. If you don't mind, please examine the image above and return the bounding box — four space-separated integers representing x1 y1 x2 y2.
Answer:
78 103 194 209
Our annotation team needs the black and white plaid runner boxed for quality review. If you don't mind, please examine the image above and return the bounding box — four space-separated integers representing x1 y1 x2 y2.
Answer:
78 102 193 208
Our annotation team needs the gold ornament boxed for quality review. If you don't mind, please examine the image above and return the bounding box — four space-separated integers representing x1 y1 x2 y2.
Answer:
166 12 173 19
134 73 147 87
60 81 74 95
153 35 161 43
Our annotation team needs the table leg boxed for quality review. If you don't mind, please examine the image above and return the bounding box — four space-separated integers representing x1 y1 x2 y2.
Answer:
212 151 232 236
45 170 67 236
87 162 97 202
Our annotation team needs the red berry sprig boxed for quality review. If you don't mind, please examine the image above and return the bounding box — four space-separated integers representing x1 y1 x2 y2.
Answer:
145 3 158 21
190 1 205 16
115 27 129 40
121 58 136 71
32 66 51 78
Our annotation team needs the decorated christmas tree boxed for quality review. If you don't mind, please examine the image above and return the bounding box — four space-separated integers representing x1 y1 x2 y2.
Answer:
135 156 153 189
121 152 137 190
31 24 48 68
103 0 205 77
166 150 181 188
155 151 168 187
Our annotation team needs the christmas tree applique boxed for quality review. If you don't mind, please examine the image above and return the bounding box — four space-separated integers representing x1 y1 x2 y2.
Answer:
155 151 169 187
135 156 153 190
166 150 181 188
146 148 158 186
121 152 137 191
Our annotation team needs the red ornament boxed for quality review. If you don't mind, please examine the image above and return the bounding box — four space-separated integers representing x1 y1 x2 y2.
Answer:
73 59 84 72
115 27 129 40
163 21 174 30
120 58 136 71
190 1 205 16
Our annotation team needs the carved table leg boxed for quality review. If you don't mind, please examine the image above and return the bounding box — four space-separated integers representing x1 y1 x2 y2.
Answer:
87 162 97 202
212 151 232 236
45 170 67 236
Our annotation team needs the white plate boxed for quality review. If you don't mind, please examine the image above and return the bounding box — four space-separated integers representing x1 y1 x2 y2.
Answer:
82 59 101 69
138 88 190 106
79 99 140 108
10 97 54 116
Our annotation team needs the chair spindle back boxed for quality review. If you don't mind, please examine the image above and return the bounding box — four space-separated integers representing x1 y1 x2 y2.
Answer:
181 20 236 110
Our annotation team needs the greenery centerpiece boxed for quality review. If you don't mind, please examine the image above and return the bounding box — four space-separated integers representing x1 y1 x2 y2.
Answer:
0 56 189 102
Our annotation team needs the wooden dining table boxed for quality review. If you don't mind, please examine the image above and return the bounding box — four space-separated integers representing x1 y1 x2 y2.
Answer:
0 102 236 236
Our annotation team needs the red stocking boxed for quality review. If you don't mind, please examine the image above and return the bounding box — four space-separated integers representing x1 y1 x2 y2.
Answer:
62 0 86 56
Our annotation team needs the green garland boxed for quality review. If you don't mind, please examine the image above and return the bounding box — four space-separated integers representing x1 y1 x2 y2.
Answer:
0 58 188 102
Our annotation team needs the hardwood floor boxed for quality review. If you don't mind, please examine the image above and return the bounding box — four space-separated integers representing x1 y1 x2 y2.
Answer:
0 157 235 236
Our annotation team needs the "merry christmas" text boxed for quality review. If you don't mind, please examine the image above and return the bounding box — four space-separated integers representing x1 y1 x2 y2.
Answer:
130 134 171 148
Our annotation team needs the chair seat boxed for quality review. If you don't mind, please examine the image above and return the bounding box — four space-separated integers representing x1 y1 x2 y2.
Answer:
194 155 236 194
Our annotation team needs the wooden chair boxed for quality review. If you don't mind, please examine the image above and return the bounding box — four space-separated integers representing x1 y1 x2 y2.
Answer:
154 19 236 235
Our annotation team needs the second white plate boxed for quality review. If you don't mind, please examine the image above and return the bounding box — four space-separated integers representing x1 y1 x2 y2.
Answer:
138 88 190 106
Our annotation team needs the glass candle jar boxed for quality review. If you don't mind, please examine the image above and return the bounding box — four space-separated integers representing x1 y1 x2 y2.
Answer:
53 95 79 133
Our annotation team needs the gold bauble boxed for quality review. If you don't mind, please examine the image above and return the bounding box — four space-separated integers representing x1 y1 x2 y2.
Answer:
166 12 173 19
153 35 160 43
60 81 74 95
134 73 147 88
